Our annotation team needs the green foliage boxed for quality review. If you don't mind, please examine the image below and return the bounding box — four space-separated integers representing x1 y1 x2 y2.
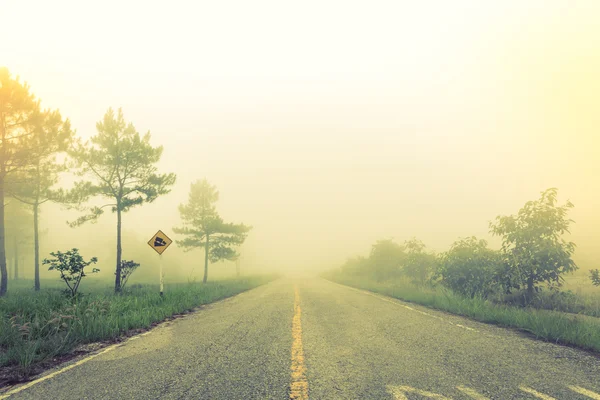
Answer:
590 269 600 287
0 68 43 296
368 239 406 281
337 189 579 302
7 108 73 206
490 188 578 299
339 239 436 283
436 237 502 298
402 238 437 285
340 256 370 276
5 202 33 259
0 67 40 175
43 249 99 297
338 238 436 283
68 108 176 224
6 108 74 291
208 222 252 263
66 108 176 292
491 288 600 317
117 260 140 290
174 179 251 282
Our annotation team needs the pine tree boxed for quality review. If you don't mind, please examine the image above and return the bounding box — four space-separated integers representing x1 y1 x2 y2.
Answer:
0 67 40 296
174 179 251 283
69 108 176 292
7 109 73 290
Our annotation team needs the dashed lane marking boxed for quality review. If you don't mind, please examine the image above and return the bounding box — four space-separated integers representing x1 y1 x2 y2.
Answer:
456 385 490 399
568 386 600 399
387 384 596 400
387 385 452 399
519 386 557 400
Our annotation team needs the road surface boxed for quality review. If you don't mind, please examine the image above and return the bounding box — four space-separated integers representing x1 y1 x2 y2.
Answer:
2 278 600 399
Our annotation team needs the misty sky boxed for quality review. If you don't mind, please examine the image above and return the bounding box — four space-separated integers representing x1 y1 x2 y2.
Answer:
2 0 599 274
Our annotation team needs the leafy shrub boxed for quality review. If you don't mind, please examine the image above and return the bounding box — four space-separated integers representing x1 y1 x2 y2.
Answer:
437 237 502 298
490 188 578 300
368 239 406 281
43 249 99 297
340 256 370 276
590 269 600 286
116 260 141 290
401 238 437 285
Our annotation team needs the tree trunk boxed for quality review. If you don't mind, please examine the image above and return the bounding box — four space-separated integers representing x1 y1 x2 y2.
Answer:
0 177 7 296
115 207 122 293
13 234 18 280
33 202 40 290
236 257 240 277
526 274 535 303
203 234 209 283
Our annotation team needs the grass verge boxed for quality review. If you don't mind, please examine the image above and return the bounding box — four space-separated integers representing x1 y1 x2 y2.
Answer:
324 272 600 353
0 275 277 382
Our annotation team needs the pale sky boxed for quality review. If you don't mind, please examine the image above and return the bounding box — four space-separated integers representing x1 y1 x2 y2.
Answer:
2 0 599 275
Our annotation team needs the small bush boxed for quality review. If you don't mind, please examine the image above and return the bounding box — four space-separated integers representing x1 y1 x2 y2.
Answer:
43 249 99 298
590 269 600 286
401 238 437 285
436 237 502 299
117 260 141 290
369 239 406 281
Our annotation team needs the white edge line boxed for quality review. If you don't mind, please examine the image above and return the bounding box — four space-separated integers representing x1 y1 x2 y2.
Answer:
328 280 479 333
1 328 157 399
0 285 259 399
0 343 121 399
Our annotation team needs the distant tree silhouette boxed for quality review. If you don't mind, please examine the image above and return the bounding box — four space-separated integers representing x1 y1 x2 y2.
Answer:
174 179 251 283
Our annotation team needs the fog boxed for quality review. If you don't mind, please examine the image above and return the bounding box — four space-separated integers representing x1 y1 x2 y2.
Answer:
2 0 599 282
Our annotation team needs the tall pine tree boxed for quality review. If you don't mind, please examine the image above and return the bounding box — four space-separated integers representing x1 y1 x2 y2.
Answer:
7 109 73 290
69 108 176 292
0 68 40 296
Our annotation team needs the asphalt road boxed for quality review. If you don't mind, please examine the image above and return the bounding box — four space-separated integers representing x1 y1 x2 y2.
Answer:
3 278 600 399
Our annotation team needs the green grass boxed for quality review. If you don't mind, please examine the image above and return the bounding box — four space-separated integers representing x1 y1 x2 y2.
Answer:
0 275 277 380
325 272 600 353
500 289 600 318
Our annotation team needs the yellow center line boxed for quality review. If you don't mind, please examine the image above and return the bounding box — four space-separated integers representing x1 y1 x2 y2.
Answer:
290 285 309 400
569 386 600 399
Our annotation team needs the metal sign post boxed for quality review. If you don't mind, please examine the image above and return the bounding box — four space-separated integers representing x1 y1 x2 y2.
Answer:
159 254 164 296
148 230 173 296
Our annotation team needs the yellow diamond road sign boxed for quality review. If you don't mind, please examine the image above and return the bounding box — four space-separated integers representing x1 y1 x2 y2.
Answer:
148 230 173 255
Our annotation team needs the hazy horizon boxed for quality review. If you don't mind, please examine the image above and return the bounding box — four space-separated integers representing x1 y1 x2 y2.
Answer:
2 0 599 280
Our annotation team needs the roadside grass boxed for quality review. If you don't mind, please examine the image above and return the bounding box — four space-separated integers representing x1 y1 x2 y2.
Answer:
0 275 277 380
324 272 600 353
502 289 600 318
